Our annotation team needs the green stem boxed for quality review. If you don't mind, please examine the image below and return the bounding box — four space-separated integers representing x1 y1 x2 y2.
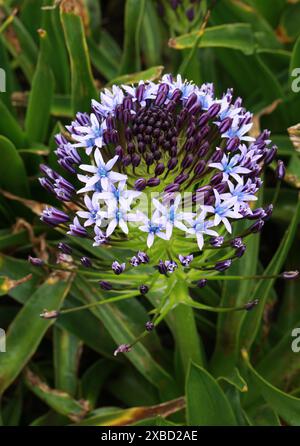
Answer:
59 291 138 315
167 280 205 373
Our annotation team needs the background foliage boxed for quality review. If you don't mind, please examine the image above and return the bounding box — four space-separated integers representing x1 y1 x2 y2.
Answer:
0 0 299 426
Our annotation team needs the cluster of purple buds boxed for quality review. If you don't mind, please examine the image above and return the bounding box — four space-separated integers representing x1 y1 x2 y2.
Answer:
156 0 207 33
157 260 178 275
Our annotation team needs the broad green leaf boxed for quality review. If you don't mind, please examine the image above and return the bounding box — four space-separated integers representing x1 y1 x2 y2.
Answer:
0 229 28 250
0 254 43 303
107 66 164 87
279 3 300 41
1 4 38 81
246 404 280 426
0 274 72 394
211 0 282 50
0 101 27 148
89 30 121 80
210 189 264 376
240 198 300 349
243 350 300 426
1 383 23 426
107 366 159 407
141 0 162 67
81 359 116 409
53 326 82 397
25 369 90 422
25 30 55 143
256 321 300 389
0 136 30 197
60 3 97 113
169 24 255 55
186 363 237 426
38 4 71 94
290 34 300 86
119 0 146 74
74 397 184 426
30 411 69 426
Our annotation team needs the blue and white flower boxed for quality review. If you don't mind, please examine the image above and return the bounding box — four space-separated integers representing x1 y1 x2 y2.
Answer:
79 149 127 190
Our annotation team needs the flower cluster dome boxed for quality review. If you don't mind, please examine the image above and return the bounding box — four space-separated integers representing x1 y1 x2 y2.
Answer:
40 74 276 261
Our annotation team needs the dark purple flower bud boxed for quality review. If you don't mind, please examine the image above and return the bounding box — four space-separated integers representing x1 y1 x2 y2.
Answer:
39 177 55 194
130 256 140 267
174 173 189 184
171 88 182 102
134 178 147 191
182 154 194 169
215 259 232 271
168 158 178 170
123 97 132 110
179 254 193 267
40 164 60 180
115 145 124 158
231 237 244 249
244 299 259 311
157 260 168 275
226 137 240 152
210 172 223 186
281 270 299 280
235 245 246 258
137 251 149 263
145 153 154 166
194 160 206 176
58 157 76 174
68 219 87 237
263 204 273 221
99 281 113 290
196 142 210 157
165 260 178 273
165 183 180 193
247 207 266 220
114 344 131 356
122 155 132 167
132 153 141 167
185 93 197 110
147 177 160 187
219 117 233 134
155 163 165 176
41 207 69 226
139 284 149 295
214 182 227 194
55 177 75 193
28 256 44 266
198 113 210 127
249 219 264 233
210 149 223 163
207 103 221 118
153 150 162 161
264 146 277 165
81 256 92 268
112 261 126 275
155 84 169 106
210 236 224 247
136 84 145 102
276 160 285 180
197 279 207 288
186 6 194 21
58 242 72 255
145 321 155 332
